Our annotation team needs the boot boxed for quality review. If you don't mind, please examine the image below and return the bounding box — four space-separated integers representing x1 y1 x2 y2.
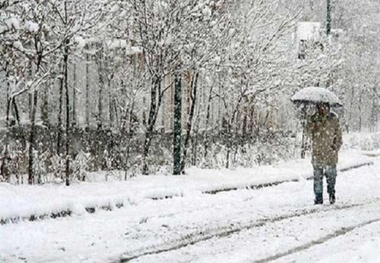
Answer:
329 193 335 204
327 185 336 205
314 193 323 205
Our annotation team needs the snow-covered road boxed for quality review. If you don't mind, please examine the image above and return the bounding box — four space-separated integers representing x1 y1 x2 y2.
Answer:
1 156 380 263
131 199 380 263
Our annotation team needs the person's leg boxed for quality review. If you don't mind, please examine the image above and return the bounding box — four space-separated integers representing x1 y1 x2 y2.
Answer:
325 165 337 204
313 166 324 204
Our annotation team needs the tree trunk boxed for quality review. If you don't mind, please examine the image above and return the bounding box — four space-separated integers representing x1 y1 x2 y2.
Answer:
358 92 362 132
40 83 49 127
86 52 90 128
370 86 378 132
97 45 104 130
64 42 70 186
12 98 20 125
173 73 182 175
225 126 231 169
28 90 38 184
242 97 248 138
72 62 77 127
326 0 332 36
124 101 136 180
180 72 198 174
225 90 245 168
5 69 12 127
57 69 64 155
203 86 214 160
109 85 113 129
29 93 33 120
142 77 161 175
6 98 11 127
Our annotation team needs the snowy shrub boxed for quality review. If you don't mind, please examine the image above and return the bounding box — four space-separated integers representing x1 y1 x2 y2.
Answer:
343 132 380 151
72 151 91 182
103 150 115 181
8 150 25 184
50 154 65 183
32 150 48 184
144 142 172 175
198 142 228 169
157 165 171 176
195 130 300 169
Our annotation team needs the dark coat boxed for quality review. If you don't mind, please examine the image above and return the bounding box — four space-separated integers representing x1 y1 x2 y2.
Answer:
305 111 343 167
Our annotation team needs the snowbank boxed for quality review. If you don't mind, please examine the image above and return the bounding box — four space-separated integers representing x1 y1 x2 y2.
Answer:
0 151 373 223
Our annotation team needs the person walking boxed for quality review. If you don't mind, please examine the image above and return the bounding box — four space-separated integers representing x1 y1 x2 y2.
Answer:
306 102 342 205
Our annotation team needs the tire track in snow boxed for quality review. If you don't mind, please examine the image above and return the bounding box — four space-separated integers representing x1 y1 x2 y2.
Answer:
254 217 380 263
120 198 380 262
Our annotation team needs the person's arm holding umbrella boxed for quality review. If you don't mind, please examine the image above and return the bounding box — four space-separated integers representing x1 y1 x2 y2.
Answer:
305 112 318 139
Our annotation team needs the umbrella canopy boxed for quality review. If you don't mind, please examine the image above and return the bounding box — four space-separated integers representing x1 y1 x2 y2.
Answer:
291 87 343 107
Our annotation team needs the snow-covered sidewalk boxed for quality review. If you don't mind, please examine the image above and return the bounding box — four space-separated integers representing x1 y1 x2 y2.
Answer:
0 151 373 223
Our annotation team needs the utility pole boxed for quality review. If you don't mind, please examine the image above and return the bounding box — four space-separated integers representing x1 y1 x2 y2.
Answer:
326 0 332 36
173 72 182 175
326 0 333 88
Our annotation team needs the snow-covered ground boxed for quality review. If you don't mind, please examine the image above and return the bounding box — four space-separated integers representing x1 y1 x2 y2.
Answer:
1 150 380 263
0 151 372 222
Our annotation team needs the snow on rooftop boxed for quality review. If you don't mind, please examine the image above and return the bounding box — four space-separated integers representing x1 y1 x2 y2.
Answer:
80 38 142 54
106 39 128 49
297 22 321 41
